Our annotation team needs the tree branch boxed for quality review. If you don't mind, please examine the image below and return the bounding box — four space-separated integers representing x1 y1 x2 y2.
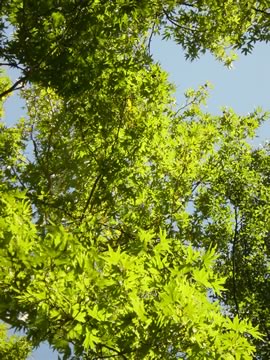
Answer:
0 62 25 71
232 206 239 316
162 7 196 33
181 2 196 8
251 7 270 16
99 344 128 360
148 23 156 54
11 165 26 189
0 76 27 100
80 174 102 222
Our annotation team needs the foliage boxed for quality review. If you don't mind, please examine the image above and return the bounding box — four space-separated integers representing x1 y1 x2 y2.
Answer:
1 1 270 97
0 187 262 359
1 1 270 359
0 323 31 360
187 111 270 357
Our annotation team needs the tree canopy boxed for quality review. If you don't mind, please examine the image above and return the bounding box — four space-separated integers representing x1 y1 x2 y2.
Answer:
0 323 31 359
1 1 270 359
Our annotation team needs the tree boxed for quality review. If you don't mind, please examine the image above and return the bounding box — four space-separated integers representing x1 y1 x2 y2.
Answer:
1 1 270 359
187 109 270 358
0 323 31 360
1 0 270 98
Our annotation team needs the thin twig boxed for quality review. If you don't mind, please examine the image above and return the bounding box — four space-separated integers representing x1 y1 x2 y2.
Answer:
162 7 196 33
100 344 128 360
11 166 26 189
251 7 270 16
80 174 102 222
181 2 196 8
148 23 156 54
0 76 27 99
0 62 25 71
232 206 239 316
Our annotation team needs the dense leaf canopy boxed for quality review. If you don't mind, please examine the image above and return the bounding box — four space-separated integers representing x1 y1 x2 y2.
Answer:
0 323 31 359
0 1 270 359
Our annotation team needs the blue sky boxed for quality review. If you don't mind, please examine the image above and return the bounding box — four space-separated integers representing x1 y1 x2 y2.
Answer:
2 36 270 359
152 38 270 114
150 37 270 145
